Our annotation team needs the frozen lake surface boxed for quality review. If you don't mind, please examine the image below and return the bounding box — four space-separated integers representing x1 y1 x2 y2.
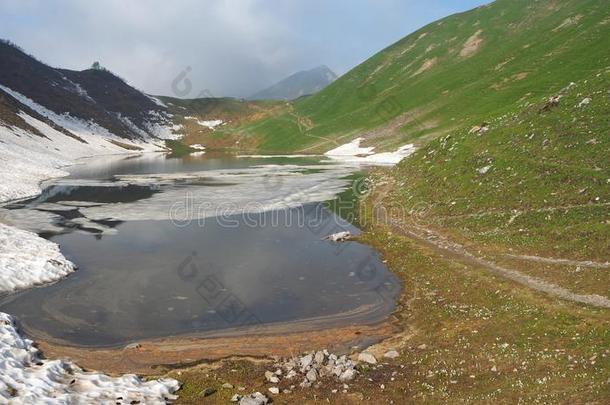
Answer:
0 153 399 347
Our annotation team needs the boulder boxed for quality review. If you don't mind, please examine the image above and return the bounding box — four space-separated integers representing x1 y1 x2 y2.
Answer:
383 350 400 359
239 392 270 405
339 368 357 382
357 352 377 364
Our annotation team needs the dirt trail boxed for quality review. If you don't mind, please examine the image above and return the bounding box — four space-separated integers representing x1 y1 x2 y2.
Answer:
372 183 610 309
504 254 610 269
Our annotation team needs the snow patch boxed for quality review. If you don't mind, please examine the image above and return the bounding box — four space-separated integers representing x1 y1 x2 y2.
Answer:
324 138 415 166
197 119 224 130
0 312 179 404
146 95 168 108
325 138 375 157
0 223 75 292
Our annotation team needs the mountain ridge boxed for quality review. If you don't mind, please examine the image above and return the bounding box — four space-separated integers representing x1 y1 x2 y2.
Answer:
248 65 338 101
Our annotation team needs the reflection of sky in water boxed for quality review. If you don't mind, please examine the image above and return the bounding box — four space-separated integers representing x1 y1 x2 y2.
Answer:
0 154 399 347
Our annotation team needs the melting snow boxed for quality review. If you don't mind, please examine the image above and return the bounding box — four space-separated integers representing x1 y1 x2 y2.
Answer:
0 313 179 404
0 86 165 203
325 138 415 165
0 223 75 292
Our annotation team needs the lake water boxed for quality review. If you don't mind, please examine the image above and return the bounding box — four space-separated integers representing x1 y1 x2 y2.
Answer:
0 153 400 347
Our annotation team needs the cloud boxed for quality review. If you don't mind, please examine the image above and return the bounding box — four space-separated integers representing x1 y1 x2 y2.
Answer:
0 0 486 97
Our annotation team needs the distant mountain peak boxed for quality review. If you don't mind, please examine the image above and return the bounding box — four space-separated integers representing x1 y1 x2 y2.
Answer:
248 65 338 101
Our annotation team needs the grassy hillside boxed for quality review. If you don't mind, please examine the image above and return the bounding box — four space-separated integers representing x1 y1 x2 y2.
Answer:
159 96 284 150
226 0 609 153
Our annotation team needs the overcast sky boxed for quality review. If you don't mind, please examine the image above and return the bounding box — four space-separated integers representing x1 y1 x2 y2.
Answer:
0 0 488 98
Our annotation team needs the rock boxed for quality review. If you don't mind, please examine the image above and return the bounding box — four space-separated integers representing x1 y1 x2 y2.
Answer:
357 352 377 364
268 387 280 395
299 379 312 388
339 368 357 382
477 165 491 175
231 394 242 402
264 370 279 383
300 354 314 369
239 392 269 405
124 342 141 350
306 368 318 382
201 387 216 397
491 365 497 372
274 368 282 375
417 344 428 350
286 369 297 379
384 350 400 359
222 382 234 389
314 350 325 364
323 231 351 242
578 97 591 107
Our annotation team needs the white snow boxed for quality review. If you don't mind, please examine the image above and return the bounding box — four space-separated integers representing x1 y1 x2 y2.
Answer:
0 223 75 292
146 94 168 108
197 119 223 130
0 86 164 203
325 137 375 157
0 312 179 404
184 116 224 130
324 138 416 166
58 164 357 224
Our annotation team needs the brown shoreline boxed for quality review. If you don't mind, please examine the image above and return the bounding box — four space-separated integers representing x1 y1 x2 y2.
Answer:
35 319 398 375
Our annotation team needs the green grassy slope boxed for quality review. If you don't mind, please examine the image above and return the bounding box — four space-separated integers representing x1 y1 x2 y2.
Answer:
384 69 609 262
232 0 609 153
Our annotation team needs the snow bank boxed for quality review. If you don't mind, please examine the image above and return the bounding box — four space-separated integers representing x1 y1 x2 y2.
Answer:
184 117 224 130
324 138 415 165
0 223 75 292
197 119 223 130
0 313 179 404
0 86 164 203
325 137 375 157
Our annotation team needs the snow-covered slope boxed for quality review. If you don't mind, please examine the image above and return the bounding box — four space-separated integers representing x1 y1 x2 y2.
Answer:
0 86 165 203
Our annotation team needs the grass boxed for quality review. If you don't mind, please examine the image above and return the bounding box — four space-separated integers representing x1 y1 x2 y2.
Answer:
166 203 610 403
386 70 609 262
158 1 610 402
219 0 609 153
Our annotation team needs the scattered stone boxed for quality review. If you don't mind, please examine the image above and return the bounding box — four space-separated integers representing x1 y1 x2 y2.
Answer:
231 394 242 402
384 350 400 359
578 97 591 107
268 387 280 395
322 231 351 242
357 352 377 364
306 368 318 382
239 392 270 405
314 350 325 364
300 354 314 369
491 365 498 372
201 387 216 397
417 344 428 350
339 368 357 382
222 382 234 389
123 342 141 350
264 370 279 384
477 165 491 175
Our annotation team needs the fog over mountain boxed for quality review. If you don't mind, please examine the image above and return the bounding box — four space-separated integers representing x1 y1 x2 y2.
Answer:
0 0 487 98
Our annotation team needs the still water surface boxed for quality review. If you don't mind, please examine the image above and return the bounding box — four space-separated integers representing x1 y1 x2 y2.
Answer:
0 153 400 347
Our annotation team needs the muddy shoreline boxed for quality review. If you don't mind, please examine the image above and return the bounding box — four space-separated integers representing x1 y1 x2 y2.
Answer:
34 317 398 375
